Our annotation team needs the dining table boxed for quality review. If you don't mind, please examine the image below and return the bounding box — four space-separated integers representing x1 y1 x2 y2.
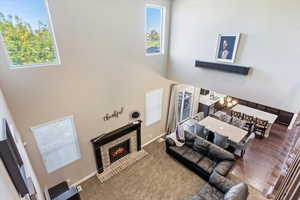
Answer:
231 104 278 137
198 116 248 144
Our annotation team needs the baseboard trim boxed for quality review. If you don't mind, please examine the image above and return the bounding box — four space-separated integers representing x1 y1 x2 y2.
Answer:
71 171 97 187
142 132 166 148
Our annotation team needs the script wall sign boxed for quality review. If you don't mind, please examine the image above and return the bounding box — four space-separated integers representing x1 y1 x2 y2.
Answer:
103 107 124 121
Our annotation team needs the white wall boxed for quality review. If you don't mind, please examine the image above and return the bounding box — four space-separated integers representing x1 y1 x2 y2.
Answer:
0 0 172 189
168 0 300 113
0 88 43 200
0 160 20 200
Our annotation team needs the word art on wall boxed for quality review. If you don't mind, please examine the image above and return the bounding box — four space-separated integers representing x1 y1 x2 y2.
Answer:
103 107 124 121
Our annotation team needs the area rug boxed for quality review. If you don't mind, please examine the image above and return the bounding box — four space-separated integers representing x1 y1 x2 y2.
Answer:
80 141 206 200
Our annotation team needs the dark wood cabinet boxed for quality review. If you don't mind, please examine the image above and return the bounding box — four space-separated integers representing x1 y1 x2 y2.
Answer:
277 111 294 126
256 104 266 110
46 182 80 200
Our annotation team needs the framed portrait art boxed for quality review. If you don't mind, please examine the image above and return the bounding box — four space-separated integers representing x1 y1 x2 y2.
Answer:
216 33 240 63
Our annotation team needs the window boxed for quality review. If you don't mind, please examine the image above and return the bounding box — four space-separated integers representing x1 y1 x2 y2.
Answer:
178 91 193 121
145 88 163 126
0 0 60 68
31 116 80 173
145 5 165 55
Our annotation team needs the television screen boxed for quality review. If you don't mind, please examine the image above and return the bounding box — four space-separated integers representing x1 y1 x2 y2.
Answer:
0 118 29 197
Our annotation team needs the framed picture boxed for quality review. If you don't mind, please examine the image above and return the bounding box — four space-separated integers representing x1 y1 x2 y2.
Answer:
216 33 240 63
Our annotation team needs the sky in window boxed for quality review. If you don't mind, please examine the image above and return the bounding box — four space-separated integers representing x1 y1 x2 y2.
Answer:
146 7 161 33
0 0 49 30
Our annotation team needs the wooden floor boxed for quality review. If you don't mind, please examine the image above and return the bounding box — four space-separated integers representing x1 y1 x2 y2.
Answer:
231 123 294 196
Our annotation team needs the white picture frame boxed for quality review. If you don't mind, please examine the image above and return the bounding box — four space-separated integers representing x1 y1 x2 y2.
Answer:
216 33 241 63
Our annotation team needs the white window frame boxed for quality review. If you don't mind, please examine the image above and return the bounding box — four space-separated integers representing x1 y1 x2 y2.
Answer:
0 0 61 69
144 4 166 56
30 115 81 173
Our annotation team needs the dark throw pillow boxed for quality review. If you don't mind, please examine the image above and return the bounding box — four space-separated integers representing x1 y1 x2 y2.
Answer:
193 138 209 155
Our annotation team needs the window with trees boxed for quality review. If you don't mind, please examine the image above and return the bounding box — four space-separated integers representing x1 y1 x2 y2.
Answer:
145 5 165 55
0 0 60 68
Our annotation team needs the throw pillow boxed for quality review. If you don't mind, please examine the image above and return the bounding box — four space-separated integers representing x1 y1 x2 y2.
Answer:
224 183 248 200
193 138 209 155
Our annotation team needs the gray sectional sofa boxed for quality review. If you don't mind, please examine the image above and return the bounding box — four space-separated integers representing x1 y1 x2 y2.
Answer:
191 172 249 200
166 131 235 181
166 130 249 200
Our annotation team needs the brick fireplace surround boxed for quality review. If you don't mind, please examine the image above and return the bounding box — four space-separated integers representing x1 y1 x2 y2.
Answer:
91 121 142 173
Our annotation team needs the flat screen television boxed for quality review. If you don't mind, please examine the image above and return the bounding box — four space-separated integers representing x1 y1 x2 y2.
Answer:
0 118 29 197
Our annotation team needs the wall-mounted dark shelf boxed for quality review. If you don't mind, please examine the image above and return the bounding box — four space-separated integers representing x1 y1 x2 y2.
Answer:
195 60 251 75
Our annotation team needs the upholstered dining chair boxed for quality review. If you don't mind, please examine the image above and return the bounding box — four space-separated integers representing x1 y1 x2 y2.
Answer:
231 110 242 119
242 114 255 133
193 112 204 122
213 132 230 149
254 118 269 138
234 133 255 158
220 114 232 124
231 117 244 128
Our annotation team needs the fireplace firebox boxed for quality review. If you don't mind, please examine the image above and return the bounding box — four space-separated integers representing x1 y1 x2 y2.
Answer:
109 139 130 164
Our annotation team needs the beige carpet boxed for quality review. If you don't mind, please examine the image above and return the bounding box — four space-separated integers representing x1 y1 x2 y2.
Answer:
80 140 264 200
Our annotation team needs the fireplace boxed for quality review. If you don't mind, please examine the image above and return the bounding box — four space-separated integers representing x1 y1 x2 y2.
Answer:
91 121 142 173
109 139 130 164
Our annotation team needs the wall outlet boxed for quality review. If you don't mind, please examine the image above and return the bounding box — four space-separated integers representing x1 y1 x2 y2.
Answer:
76 185 83 192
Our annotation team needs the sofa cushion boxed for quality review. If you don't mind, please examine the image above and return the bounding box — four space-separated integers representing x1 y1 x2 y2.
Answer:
183 149 204 163
208 144 235 161
224 183 249 200
193 137 210 155
196 157 216 174
197 183 224 200
169 145 189 156
214 160 234 176
185 130 196 147
209 172 235 193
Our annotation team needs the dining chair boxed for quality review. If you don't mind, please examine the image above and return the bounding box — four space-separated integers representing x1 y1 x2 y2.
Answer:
234 133 255 158
193 112 204 122
230 110 242 119
242 114 255 133
213 111 226 119
254 118 269 138
231 117 244 128
213 132 230 149
220 114 232 124
182 119 196 133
